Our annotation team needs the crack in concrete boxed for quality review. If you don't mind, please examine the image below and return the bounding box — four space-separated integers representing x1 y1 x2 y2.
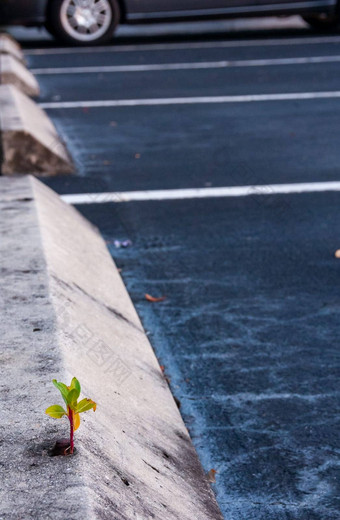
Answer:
50 273 144 335
73 282 145 334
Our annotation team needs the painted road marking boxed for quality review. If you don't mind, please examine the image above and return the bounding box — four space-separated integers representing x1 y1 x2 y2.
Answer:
25 35 340 55
30 55 340 75
61 181 340 205
39 91 340 109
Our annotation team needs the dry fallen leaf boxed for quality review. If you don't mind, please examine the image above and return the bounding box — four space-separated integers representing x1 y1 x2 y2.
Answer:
207 469 217 483
145 294 166 303
335 249 340 258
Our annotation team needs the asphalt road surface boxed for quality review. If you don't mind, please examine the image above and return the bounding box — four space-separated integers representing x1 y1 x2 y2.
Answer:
15 18 340 519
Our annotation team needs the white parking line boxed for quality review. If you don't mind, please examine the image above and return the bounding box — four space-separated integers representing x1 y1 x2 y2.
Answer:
61 181 340 205
30 54 340 74
24 35 340 55
39 91 340 109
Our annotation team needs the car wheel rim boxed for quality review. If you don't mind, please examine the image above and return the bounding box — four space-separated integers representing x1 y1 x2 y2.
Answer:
60 0 112 42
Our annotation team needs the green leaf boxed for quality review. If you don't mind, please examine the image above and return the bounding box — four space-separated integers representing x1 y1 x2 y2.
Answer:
76 398 97 414
67 388 79 410
52 379 69 406
45 405 67 419
69 377 81 400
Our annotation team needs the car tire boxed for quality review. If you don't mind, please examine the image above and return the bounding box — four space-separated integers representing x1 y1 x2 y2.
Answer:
47 0 120 45
302 13 339 31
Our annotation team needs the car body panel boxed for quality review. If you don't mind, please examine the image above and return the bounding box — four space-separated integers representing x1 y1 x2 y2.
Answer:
125 0 336 20
125 0 335 13
0 0 336 26
0 0 47 25
125 0 336 16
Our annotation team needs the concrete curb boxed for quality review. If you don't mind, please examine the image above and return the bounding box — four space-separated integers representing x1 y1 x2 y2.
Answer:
0 33 25 63
0 54 40 97
0 85 74 175
0 176 223 520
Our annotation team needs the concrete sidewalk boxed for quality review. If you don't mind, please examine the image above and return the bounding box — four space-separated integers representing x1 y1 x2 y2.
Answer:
0 176 223 520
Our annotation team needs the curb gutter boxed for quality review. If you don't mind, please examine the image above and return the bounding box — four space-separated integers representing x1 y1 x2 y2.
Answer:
0 176 224 520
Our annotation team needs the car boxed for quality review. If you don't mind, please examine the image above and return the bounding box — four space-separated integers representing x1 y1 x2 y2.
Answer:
0 0 339 45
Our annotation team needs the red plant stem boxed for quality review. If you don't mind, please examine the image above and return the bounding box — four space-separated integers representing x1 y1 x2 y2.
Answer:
68 407 74 454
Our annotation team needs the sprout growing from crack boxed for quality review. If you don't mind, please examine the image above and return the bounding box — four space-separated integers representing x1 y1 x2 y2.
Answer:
45 377 96 455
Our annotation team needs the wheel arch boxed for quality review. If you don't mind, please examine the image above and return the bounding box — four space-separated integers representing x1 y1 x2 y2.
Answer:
116 0 127 22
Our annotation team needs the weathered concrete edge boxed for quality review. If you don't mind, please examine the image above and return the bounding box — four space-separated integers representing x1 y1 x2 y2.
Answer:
0 85 74 175
0 33 25 63
0 54 40 97
0 176 223 520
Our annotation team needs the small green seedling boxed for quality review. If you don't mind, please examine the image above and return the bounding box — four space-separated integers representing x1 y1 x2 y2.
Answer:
45 377 96 455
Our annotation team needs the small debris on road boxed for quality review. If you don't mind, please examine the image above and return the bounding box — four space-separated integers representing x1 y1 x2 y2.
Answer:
207 469 217 483
145 294 166 302
160 365 171 385
174 396 181 409
114 239 132 248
